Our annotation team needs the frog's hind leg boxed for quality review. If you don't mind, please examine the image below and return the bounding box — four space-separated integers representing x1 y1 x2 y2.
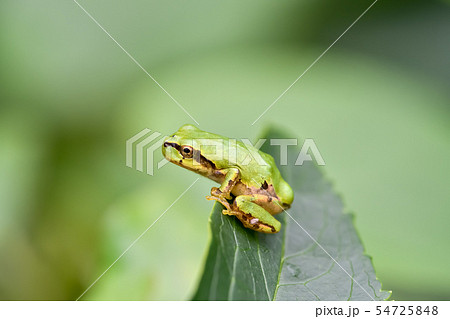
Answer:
227 194 283 233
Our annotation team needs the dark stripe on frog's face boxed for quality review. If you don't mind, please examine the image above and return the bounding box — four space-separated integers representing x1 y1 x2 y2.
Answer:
163 141 216 170
163 142 181 152
196 150 217 170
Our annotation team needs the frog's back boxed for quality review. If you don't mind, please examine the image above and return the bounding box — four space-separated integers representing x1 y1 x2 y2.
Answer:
236 144 293 205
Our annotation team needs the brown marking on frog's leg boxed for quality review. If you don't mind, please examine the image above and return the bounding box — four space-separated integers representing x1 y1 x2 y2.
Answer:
239 213 277 233
205 169 240 211
222 208 277 233
222 195 282 233
210 168 240 200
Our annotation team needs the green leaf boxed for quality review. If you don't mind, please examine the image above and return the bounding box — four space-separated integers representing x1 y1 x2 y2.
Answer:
193 128 390 301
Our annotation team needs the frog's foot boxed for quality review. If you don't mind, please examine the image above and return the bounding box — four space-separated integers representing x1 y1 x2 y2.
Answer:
223 208 278 234
234 196 282 233
210 187 232 200
206 195 232 211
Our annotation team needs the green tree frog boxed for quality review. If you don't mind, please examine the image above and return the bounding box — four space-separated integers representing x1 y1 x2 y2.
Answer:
162 124 294 233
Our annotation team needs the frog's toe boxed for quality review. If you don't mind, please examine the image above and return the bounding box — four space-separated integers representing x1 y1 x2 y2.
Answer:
206 195 232 211
222 209 233 216
211 187 232 200
210 187 221 196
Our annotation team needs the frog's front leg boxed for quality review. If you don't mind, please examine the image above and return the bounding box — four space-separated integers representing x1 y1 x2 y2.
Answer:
226 194 283 233
206 168 240 211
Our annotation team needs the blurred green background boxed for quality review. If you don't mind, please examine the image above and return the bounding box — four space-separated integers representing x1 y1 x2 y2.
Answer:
0 0 449 300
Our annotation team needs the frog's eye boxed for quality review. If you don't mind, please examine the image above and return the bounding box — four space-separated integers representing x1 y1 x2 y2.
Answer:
181 145 193 158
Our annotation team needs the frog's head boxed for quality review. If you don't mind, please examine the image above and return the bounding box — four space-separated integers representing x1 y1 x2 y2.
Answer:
162 124 216 175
